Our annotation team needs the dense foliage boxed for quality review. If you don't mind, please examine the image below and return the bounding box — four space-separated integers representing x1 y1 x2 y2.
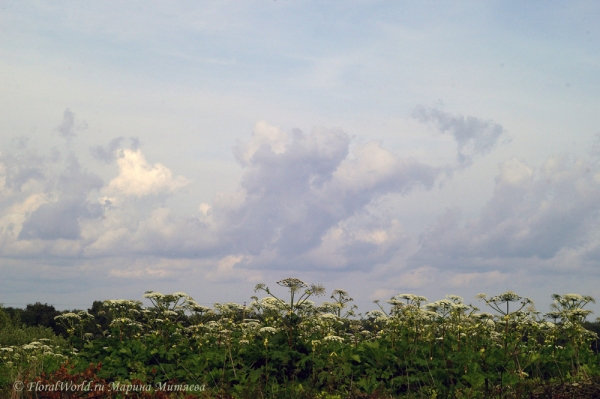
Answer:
2 279 600 398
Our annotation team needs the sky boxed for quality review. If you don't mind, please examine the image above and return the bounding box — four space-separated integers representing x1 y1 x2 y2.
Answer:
1 1 600 317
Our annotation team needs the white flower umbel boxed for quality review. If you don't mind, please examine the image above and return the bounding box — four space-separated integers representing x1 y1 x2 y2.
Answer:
259 326 278 335
322 335 344 343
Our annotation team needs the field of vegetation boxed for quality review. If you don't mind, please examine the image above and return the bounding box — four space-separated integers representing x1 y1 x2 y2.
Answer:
2 278 600 398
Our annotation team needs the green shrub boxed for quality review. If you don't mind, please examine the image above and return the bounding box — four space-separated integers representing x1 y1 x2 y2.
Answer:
0 307 67 348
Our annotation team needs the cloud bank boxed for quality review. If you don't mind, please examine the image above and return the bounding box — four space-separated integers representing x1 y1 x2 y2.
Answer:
0 108 508 283
410 155 600 278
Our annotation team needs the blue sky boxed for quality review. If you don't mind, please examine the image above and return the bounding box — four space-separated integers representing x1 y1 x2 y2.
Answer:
1 1 600 316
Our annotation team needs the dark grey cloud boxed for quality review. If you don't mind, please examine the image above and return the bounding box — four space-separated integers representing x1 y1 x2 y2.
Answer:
209 125 441 269
412 106 504 167
59 154 104 197
19 200 84 240
56 109 76 139
18 154 104 241
90 137 124 163
222 127 352 256
56 109 87 140
90 137 140 163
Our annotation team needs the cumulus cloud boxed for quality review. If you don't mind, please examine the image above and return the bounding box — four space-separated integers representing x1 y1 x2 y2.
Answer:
102 149 190 200
412 106 504 167
411 155 600 272
0 149 192 259
203 121 441 272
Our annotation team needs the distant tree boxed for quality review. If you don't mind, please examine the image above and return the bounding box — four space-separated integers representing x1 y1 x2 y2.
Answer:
0 307 11 329
22 302 60 330
0 306 24 325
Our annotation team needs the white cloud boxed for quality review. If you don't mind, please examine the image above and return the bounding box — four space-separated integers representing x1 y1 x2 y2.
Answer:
107 257 194 280
205 254 263 282
396 266 437 290
449 271 508 288
302 216 408 270
370 288 397 301
83 226 129 257
103 149 190 200
497 157 534 186
332 140 439 195
233 120 288 166
109 267 171 279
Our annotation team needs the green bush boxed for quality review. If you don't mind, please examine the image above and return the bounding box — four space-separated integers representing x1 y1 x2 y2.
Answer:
0 306 66 347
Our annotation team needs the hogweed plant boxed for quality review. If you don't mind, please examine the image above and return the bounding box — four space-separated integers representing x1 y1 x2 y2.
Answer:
0 339 67 394
255 278 326 317
546 293 597 376
3 282 600 398
255 278 326 350
329 289 357 318
54 311 94 350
